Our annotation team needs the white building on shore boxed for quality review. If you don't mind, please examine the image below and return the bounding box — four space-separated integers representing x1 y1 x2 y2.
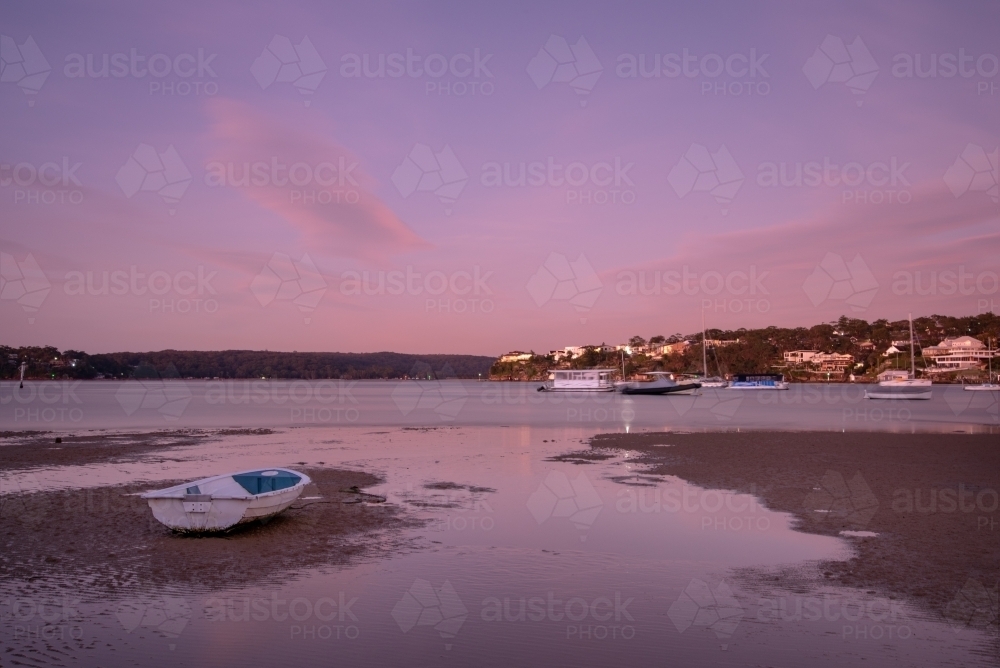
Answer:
922 336 995 370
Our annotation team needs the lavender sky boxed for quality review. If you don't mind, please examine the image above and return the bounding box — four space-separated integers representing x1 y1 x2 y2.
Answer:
1 0 997 355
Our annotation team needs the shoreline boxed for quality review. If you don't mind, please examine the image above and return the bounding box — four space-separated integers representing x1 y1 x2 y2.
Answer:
581 431 999 634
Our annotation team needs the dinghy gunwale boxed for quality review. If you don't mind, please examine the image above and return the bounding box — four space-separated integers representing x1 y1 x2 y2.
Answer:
141 467 312 500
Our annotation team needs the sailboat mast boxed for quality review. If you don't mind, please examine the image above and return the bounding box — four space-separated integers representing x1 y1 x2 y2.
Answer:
702 310 708 377
908 313 916 377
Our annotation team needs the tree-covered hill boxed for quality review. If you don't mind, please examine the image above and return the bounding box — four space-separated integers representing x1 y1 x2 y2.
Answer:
0 347 495 380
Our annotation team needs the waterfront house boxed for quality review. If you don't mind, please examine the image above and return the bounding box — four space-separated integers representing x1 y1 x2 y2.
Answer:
783 351 819 365
922 336 994 370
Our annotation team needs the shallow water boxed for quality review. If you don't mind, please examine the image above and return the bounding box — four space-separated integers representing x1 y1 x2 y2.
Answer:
1 426 994 667
2 379 998 432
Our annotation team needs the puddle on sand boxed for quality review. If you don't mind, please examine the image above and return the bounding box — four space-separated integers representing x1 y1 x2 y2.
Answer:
1 425 994 667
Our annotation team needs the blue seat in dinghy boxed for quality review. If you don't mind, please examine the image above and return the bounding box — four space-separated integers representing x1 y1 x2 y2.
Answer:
232 470 302 495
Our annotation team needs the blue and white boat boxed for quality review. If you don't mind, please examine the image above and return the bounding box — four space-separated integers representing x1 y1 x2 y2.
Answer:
728 374 788 390
142 468 310 533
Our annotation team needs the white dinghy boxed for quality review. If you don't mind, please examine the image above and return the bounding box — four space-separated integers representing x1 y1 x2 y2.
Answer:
142 468 311 533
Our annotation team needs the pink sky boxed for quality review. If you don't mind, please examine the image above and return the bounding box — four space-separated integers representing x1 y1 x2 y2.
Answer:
1 0 997 355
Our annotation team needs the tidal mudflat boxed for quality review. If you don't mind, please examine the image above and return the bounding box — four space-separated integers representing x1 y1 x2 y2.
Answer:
1 426 996 667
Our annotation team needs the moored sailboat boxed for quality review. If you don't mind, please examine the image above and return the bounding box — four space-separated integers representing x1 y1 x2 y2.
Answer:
865 314 931 400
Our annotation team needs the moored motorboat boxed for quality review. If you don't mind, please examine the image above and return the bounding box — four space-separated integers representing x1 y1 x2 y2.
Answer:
142 468 310 533
619 372 701 395
698 376 729 388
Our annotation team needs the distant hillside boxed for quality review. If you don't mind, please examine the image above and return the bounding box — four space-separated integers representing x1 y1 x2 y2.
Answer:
1 347 495 380
490 313 1000 382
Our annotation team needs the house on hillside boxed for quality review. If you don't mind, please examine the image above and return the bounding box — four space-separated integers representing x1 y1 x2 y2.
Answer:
783 351 819 365
922 336 994 370
499 351 533 363
658 341 690 355
813 353 854 372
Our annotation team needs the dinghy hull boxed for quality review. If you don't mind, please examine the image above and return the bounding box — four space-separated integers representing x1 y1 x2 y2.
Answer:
142 468 310 533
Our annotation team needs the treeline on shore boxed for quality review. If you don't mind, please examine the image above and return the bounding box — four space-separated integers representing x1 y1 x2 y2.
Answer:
0 347 495 380
490 313 1000 381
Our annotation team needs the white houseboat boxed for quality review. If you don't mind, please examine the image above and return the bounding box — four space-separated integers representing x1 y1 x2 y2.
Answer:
538 369 616 392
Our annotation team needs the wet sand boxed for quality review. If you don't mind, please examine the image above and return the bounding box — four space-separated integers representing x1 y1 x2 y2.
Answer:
0 431 418 595
582 431 999 630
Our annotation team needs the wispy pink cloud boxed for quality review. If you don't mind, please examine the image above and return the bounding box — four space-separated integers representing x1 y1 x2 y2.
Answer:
204 98 429 259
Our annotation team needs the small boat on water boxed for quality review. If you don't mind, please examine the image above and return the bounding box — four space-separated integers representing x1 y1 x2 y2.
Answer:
728 374 788 390
964 383 1000 391
865 313 931 400
699 376 729 388
142 468 310 533
964 339 998 391
537 368 616 392
618 372 701 395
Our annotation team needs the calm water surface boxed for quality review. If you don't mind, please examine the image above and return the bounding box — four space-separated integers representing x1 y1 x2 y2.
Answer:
2 379 998 432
